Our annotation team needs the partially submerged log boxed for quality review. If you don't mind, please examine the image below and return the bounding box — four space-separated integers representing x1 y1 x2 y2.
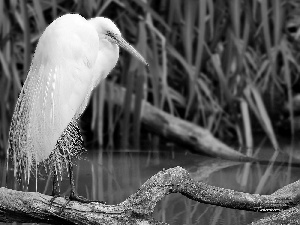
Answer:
106 82 253 162
105 82 300 167
1 167 299 224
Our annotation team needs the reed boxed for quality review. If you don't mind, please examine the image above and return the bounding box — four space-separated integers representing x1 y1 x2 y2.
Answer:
1 0 298 154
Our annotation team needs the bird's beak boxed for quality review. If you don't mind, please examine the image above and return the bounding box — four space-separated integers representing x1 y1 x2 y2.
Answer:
107 32 148 67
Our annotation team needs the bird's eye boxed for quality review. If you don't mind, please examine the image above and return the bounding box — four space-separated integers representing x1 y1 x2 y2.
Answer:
105 31 118 44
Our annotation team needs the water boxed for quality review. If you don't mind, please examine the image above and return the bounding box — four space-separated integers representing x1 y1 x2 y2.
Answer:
1 144 300 225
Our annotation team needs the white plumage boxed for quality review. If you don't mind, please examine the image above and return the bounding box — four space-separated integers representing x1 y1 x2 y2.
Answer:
9 14 147 185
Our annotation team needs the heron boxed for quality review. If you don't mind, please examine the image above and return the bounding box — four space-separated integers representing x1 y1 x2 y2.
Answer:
8 13 148 202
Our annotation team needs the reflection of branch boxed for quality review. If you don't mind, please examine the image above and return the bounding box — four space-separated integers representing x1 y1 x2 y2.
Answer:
1 167 299 224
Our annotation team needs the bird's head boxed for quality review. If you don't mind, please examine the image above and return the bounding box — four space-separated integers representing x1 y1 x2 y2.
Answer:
89 17 148 66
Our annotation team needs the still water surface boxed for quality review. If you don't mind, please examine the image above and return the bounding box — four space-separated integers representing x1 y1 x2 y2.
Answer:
1 143 300 225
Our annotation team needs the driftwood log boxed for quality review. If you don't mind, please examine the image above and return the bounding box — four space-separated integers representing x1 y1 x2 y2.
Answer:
106 82 300 167
1 167 300 224
105 82 253 162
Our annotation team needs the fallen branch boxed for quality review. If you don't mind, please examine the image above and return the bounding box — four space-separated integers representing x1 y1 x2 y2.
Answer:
1 167 299 224
106 82 253 162
106 82 300 167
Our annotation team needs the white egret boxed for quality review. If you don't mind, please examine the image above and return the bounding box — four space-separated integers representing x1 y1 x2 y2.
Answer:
8 13 148 201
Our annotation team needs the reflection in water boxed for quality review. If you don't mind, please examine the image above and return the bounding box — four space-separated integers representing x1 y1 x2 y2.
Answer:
1 146 300 225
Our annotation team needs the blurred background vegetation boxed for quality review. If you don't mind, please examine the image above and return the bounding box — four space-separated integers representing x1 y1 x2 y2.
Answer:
1 0 300 156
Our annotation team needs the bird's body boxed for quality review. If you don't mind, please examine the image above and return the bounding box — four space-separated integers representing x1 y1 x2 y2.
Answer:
9 14 147 193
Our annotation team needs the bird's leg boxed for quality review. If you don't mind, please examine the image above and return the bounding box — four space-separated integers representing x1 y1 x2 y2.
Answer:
49 166 61 206
52 168 60 196
68 160 105 204
68 160 94 202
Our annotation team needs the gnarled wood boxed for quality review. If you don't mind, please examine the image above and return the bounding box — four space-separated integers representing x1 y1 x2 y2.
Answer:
1 167 299 224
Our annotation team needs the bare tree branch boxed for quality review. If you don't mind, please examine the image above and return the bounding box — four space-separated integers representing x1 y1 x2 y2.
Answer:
1 167 299 224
